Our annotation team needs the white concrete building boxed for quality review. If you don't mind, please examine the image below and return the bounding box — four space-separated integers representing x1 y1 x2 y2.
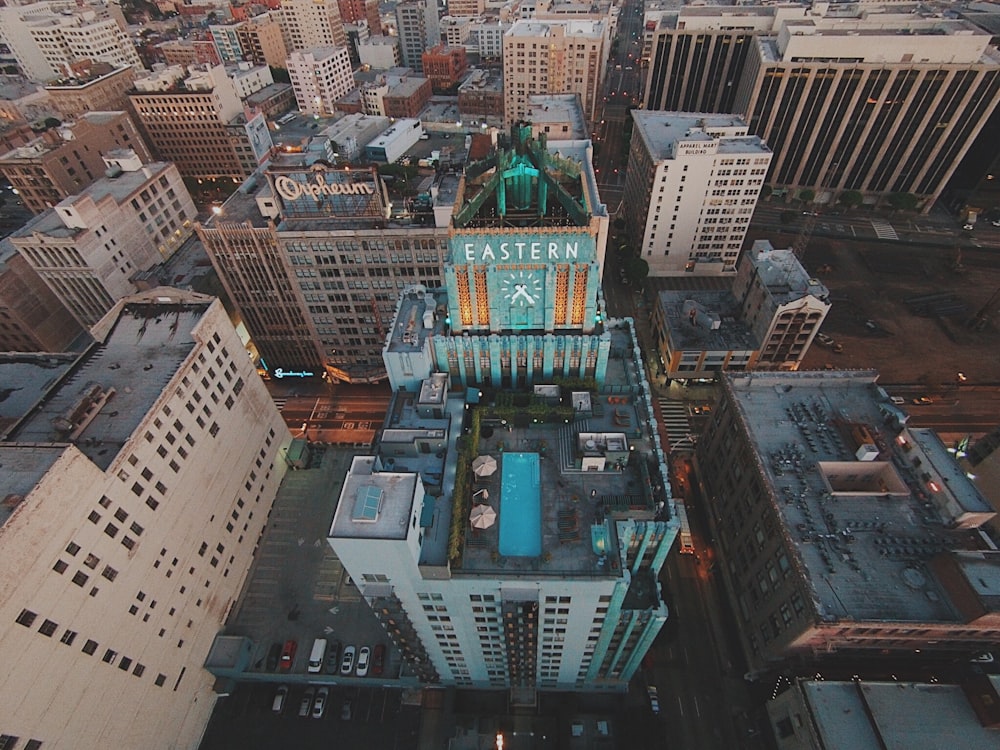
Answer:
469 19 509 60
357 35 401 69
502 19 608 125
0 288 290 750
623 112 771 276
364 118 424 163
0 2 142 82
321 112 390 160
440 15 473 47
226 61 275 99
287 47 355 116
9 154 197 327
278 0 347 53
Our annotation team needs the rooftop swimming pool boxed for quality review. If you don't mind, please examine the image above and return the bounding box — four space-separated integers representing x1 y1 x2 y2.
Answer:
499 452 541 557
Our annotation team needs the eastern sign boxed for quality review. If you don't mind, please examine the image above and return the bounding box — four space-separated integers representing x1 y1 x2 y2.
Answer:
268 166 386 220
453 231 595 265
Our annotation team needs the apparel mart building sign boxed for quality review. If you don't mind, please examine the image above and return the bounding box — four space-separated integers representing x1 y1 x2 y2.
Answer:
268 166 386 220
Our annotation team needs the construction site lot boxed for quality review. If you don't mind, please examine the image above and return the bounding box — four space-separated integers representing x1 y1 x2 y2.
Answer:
745 229 1000 386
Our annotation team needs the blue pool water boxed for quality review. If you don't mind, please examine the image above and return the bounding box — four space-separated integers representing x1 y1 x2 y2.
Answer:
499 452 541 557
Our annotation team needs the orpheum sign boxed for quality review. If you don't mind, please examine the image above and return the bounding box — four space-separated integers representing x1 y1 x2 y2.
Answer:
267 164 388 220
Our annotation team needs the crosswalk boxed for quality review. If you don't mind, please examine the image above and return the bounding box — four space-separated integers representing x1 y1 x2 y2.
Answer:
870 219 898 240
657 398 692 446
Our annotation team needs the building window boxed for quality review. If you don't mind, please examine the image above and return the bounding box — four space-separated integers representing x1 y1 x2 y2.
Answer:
15 609 37 627
102 649 117 664
82 639 98 655
38 619 58 637
72 571 89 587
60 629 77 646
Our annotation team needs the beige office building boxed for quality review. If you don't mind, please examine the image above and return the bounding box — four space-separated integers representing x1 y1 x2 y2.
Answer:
623 111 770 276
128 64 270 180
10 154 197 327
237 13 289 68
0 288 290 750
278 0 348 53
44 65 139 119
503 19 608 125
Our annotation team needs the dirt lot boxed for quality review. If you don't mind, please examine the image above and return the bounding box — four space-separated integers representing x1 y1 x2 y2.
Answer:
746 230 1000 386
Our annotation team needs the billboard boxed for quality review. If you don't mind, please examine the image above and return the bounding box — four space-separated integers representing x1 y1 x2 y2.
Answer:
267 165 389 220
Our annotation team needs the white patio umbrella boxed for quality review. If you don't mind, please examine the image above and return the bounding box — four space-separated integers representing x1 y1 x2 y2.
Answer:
469 504 497 529
472 454 498 478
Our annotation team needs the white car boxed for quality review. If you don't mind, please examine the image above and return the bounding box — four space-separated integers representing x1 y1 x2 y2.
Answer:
356 646 371 677
647 685 660 715
312 687 329 719
340 645 356 675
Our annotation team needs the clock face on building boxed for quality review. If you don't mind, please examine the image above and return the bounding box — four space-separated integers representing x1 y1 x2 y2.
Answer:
500 270 543 307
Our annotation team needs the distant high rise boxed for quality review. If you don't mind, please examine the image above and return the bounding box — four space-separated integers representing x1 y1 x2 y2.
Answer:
502 19 608 125
235 14 289 68
396 0 441 72
0 288 290 749
623 111 770 276
337 0 381 34
447 0 485 17
278 0 348 53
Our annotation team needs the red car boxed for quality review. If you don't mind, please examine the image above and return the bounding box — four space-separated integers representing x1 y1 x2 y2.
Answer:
279 639 297 671
372 644 385 676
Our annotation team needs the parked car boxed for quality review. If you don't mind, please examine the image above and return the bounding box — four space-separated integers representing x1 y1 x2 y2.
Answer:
372 644 386 676
312 687 329 719
356 646 371 677
912 396 933 405
340 645 356 675
889 396 906 405
271 685 288 714
266 642 282 671
299 687 315 717
325 640 342 673
279 639 297 671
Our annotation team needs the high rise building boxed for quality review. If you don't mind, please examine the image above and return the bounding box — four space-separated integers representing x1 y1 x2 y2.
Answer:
0 240 83 352
43 64 139 119
357 35 402 70
396 0 441 72
196 151 454 383
643 9 1000 206
735 16 1000 207
128 64 273 180
9 153 197 327
502 19 608 125
278 0 348 53
623 111 770 276
236 14 289 69
696 370 998 672
327 121 676 694
287 47 355 116
644 6 779 114
0 288 290 749
0 111 151 215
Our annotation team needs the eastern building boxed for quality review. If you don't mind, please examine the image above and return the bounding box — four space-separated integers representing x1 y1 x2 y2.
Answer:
623 111 771 276
695 370 999 673
327 122 676 695
0 239 84 352
502 19 609 126
649 239 830 382
128 64 274 180
196 152 454 383
0 288 290 749
396 0 442 73
0 111 152 215
278 0 348 53
287 47 355 116
9 153 198 327
43 64 139 119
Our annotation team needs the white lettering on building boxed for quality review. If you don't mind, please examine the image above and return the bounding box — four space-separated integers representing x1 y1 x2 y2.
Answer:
462 241 579 263
275 175 376 201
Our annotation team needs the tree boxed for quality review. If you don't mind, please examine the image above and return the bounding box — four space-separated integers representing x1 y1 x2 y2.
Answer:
838 190 863 208
798 188 815 204
624 256 649 285
886 192 918 212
